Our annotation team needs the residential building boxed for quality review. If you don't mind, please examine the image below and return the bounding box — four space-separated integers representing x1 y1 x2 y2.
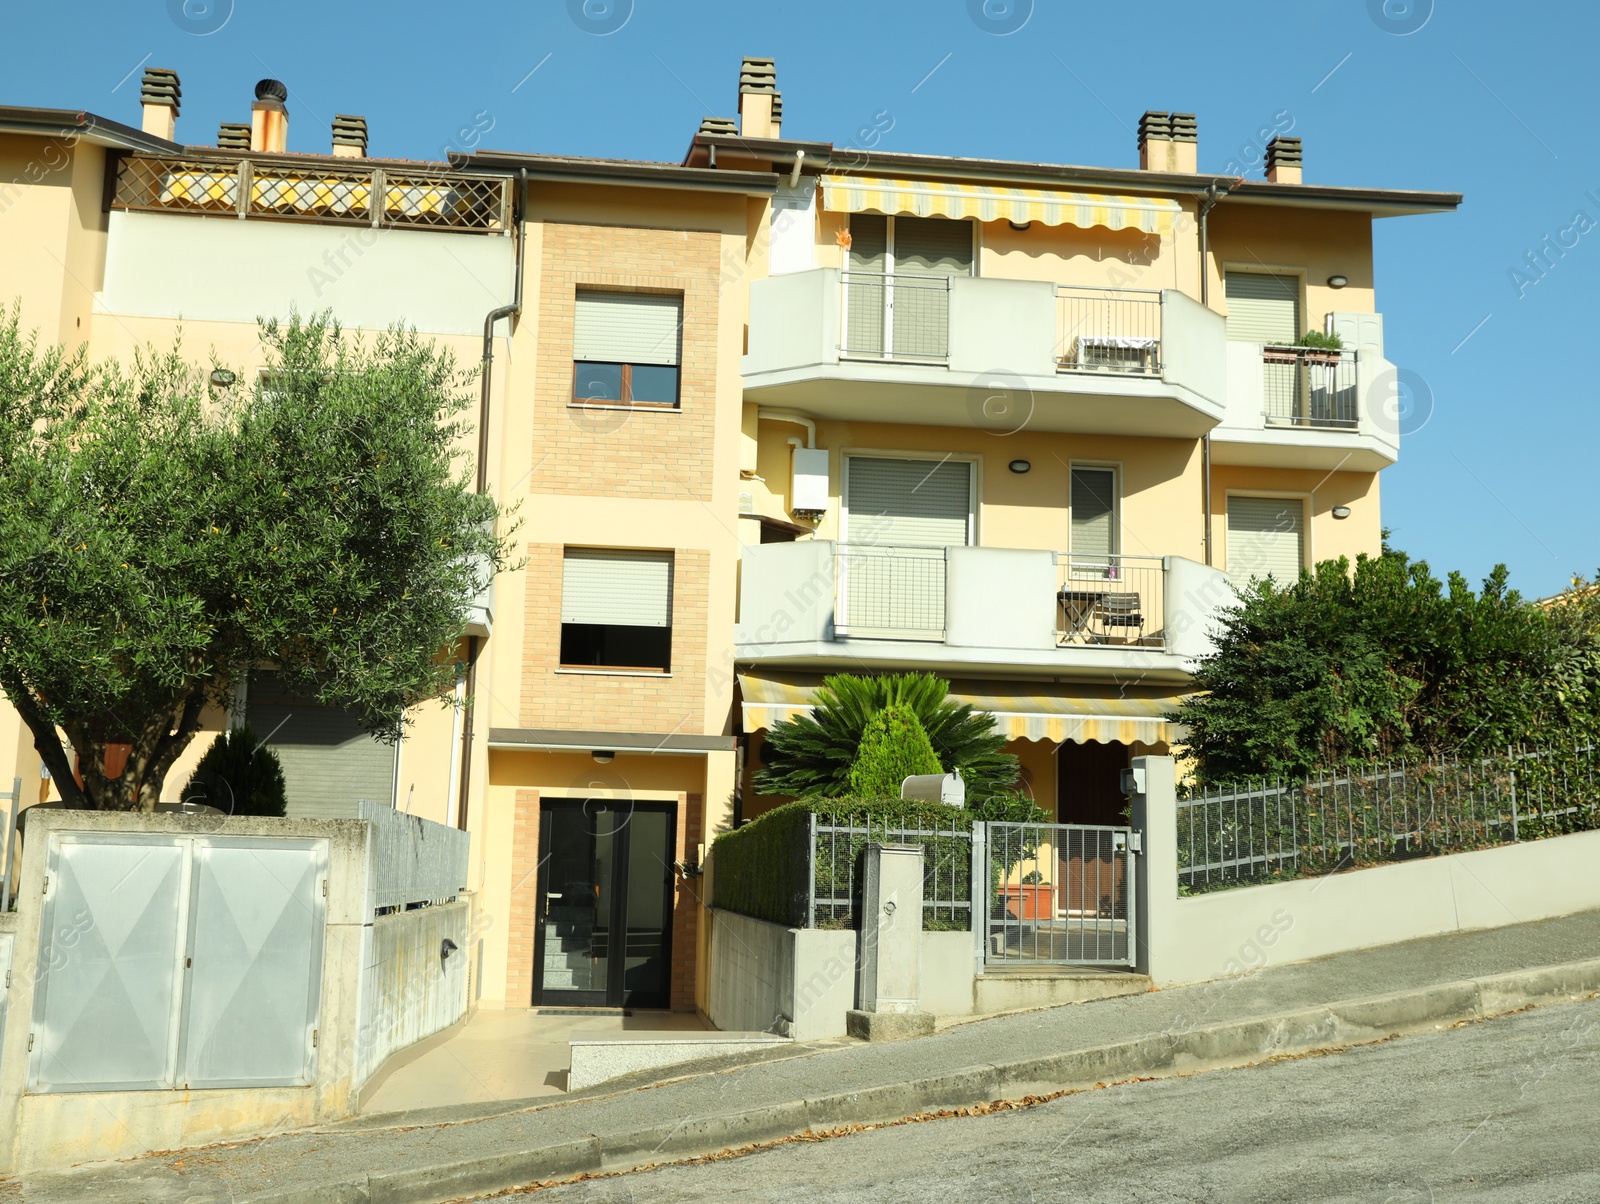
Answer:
0 58 1458 1018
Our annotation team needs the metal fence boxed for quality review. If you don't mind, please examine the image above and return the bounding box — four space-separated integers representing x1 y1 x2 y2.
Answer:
1 777 19 913
1055 553 1165 650
840 271 952 361
112 155 512 233
1056 285 1163 374
1178 746 1600 894
1260 346 1360 429
809 811 973 930
978 821 1136 967
835 543 948 640
357 800 470 915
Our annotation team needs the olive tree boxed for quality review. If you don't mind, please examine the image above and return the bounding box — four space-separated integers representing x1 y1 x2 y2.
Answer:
0 308 513 810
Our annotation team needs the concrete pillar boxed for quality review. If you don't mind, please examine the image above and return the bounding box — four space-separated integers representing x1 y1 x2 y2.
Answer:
1129 755 1178 983
847 843 933 1040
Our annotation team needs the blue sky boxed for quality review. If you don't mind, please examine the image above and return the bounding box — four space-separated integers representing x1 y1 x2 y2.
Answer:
9 0 1596 598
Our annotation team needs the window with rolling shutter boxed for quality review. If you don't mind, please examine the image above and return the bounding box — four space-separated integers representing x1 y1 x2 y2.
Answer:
1224 272 1300 344
246 671 396 818
572 292 682 407
842 215 969 359
1070 467 1118 566
1226 496 1305 588
840 456 971 637
560 549 674 671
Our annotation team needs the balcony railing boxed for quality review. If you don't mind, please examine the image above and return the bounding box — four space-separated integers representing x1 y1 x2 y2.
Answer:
835 544 948 640
1056 286 1163 375
111 155 512 234
1055 554 1166 649
839 272 953 362
1261 345 1360 429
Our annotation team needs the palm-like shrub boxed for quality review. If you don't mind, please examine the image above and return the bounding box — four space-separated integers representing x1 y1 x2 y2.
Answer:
755 672 1018 800
181 725 288 816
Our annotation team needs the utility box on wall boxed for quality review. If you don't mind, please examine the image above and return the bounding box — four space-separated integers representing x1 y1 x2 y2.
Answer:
791 447 830 512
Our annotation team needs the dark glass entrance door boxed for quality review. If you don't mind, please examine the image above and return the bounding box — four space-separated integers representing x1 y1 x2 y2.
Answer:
533 800 675 1009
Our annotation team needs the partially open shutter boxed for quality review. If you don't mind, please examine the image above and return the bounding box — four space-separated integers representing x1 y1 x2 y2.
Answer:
1224 272 1299 344
1226 496 1305 587
561 549 674 628
573 293 681 365
845 456 972 546
247 672 395 819
892 216 973 277
1070 468 1118 561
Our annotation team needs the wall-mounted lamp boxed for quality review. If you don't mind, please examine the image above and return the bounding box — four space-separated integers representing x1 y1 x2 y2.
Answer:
209 368 237 387
591 750 615 764
1326 275 1348 289
1008 220 1032 231
1008 459 1031 474
1331 506 1352 520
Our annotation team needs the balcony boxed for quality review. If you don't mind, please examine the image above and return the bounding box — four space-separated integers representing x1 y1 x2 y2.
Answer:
735 540 1231 682
743 269 1226 438
1212 313 1402 470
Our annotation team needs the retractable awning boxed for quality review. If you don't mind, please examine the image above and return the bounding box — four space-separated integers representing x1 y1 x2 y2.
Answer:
738 671 1188 747
820 174 1181 236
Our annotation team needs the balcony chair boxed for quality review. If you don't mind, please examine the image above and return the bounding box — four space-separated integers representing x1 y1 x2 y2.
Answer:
1093 592 1145 643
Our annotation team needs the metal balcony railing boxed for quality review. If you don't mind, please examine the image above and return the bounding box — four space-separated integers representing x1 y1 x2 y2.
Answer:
111 155 512 234
1261 346 1360 429
834 543 948 640
1056 286 1163 375
1055 554 1166 650
839 272 952 362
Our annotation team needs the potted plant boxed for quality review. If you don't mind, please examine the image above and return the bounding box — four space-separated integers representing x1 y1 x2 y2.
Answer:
1001 867 1055 921
1296 329 1344 365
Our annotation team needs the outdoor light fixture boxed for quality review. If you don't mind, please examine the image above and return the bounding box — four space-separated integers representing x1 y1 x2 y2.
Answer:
591 750 615 764
1008 220 1032 231
1326 274 1349 289
1331 506 1352 519
1009 459 1031 474
209 368 236 387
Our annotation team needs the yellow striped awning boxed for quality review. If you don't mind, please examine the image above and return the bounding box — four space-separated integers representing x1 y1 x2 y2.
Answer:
738 672 1187 747
820 174 1180 236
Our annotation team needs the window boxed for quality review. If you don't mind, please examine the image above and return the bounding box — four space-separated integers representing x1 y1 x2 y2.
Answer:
572 291 682 407
843 215 973 359
559 549 674 672
1226 496 1305 588
1069 467 1118 567
1224 271 1300 344
246 670 396 817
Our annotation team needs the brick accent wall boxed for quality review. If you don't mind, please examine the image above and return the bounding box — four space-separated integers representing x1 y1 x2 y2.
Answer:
530 223 722 502
521 543 709 735
505 786 703 1012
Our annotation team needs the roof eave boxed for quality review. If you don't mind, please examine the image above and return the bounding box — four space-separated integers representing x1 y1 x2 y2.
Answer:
0 106 182 155
466 149 779 195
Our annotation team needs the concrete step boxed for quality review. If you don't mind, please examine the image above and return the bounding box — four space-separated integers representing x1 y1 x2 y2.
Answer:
973 968 1152 1014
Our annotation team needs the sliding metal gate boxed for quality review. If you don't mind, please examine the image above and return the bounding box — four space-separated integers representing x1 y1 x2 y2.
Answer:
975 821 1137 968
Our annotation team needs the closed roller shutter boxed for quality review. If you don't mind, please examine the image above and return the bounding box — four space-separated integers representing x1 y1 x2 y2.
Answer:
561 549 674 628
247 671 396 819
1070 467 1118 562
892 216 973 277
1224 272 1299 344
573 292 681 365
1227 496 1305 588
841 457 970 637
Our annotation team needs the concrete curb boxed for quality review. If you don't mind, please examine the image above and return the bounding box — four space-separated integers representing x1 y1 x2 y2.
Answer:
38 957 1600 1204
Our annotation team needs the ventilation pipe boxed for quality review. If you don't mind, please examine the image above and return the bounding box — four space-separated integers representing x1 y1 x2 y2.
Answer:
250 79 289 153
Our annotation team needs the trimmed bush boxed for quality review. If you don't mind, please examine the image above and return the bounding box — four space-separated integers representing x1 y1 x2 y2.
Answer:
181 725 288 816
847 704 942 797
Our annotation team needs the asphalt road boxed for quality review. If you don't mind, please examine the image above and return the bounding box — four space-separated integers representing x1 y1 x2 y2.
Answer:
509 995 1600 1203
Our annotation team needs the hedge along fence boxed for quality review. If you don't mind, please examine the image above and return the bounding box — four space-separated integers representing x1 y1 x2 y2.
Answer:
712 798 976 931
1177 743 1600 895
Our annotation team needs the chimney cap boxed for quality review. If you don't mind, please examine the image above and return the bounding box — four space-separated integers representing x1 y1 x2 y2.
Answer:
332 114 369 142
739 56 777 94
698 116 739 137
255 78 289 103
1168 112 1197 142
217 122 250 150
141 67 182 115
1265 135 1303 167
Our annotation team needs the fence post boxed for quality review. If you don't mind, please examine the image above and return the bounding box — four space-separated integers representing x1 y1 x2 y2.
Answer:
1 778 19 912
970 820 987 974
805 811 817 929
1129 756 1178 983
1507 745 1519 842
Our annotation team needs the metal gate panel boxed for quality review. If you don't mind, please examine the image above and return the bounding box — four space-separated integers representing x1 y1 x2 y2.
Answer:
179 838 326 1088
0 931 13 1058
29 835 189 1091
980 822 1136 968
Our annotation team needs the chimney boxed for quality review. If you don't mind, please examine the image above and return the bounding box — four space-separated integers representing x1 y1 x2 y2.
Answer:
1138 110 1197 173
1265 136 1303 184
217 123 251 151
770 92 783 138
737 57 777 139
140 68 180 142
251 79 289 154
697 116 738 137
331 114 368 159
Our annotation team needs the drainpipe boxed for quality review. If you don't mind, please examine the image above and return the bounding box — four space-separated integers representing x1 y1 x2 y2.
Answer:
1196 178 1238 568
759 408 816 447
457 168 527 831
1202 435 1213 567
788 149 805 187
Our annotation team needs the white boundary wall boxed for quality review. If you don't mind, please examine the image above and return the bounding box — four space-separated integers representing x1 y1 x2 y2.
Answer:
1132 755 1600 987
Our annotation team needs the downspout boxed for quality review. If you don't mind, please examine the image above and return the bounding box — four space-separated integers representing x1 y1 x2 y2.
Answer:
1196 179 1239 567
457 168 526 831
759 408 816 448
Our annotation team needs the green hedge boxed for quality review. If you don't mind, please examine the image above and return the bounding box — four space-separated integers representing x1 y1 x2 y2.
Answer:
712 793 1048 931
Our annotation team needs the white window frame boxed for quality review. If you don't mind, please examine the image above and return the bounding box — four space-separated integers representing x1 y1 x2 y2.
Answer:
1223 490 1312 583
839 450 981 549
1221 265 1307 345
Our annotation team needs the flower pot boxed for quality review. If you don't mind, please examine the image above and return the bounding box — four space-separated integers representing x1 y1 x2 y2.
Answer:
1000 884 1055 921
